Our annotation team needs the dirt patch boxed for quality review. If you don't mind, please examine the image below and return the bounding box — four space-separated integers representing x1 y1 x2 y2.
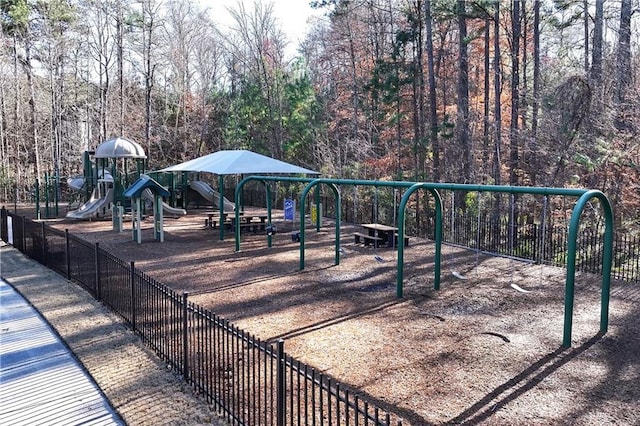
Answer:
25 205 640 425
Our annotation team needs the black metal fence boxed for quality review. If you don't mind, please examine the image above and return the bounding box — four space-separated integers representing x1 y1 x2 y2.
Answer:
0 207 405 426
297 191 638 284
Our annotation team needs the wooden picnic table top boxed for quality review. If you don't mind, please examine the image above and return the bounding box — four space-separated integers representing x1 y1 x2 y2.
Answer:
361 223 397 232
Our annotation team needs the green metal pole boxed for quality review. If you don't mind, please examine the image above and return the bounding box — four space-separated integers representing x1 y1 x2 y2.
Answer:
266 184 273 248
433 193 443 291
181 172 188 210
218 174 225 241
314 186 321 231
397 184 443 298
299 184 311 269
235 185 242 251
83 151 92 201
332 184 341 266
35 179 41 220
563 190 613 347
44 172 50 218
54 173 59 217
111 159 118 206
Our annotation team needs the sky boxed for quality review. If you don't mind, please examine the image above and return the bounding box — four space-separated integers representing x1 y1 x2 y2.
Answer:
208 0 327 58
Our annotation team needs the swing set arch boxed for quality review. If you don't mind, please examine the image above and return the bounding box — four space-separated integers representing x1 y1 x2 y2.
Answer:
235 176 614 347
397 183 613 348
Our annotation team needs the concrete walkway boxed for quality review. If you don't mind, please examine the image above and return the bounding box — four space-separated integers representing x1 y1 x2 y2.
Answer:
1 278 123 425
0 242 228 426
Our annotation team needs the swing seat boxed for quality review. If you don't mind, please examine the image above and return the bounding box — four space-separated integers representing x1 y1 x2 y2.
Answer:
353 232 384 247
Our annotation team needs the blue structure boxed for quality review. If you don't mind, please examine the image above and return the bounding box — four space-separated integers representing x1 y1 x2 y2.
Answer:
124 175 170 243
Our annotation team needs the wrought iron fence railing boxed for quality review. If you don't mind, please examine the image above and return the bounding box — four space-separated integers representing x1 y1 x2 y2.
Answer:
0 208 405 426
305 195 638 284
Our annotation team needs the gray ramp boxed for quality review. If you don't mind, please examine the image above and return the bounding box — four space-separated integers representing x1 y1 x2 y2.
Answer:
0 279 123 426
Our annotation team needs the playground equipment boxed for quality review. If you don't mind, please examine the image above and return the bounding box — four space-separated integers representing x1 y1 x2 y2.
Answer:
161 149 320 241
66 181 114 219
140 188 186 217
66 137 147 219
189 180 235 211
123 175 171 243
236 176 613 348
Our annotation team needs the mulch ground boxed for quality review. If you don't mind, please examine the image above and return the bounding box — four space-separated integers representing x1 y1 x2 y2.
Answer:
12 204 640 425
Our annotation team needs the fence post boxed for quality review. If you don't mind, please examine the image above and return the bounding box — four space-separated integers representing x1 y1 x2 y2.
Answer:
65 230 70 280
95 243 101 301
41 221 46 265
182 292 189 380
21 216 25 253
130 261 136 331
1 207 5 241
277 339 285 426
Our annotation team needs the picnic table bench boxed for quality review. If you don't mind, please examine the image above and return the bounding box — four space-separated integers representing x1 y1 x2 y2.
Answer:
353 231 384 247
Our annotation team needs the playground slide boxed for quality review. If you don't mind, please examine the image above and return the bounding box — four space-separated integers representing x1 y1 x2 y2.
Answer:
141 188 187 216
66 188 114 219
67 176 85 191
66 170 114 191
189 181 235 211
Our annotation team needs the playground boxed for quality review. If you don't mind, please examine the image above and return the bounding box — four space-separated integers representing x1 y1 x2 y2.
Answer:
27 203 640 425
15 138 637 423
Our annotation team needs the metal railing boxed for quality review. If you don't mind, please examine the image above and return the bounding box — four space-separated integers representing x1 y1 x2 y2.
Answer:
0 208 405 426
307 195 637 284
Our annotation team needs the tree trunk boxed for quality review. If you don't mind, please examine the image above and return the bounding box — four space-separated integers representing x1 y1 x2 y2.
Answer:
492 3 502 186
590 0 603 87
143 0 158 158
0 80 7 200
531 0 540 186
117 0 124 136
482 17 490 183
456 0 470 185
509 0 520 187
614 0 631 120
25 39 41 181
425 0 439 182
583 0 589 73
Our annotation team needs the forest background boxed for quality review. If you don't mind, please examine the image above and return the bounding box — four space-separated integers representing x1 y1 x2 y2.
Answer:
0 0 638 231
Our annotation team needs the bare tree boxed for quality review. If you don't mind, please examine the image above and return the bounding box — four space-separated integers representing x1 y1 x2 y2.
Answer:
590 0 604 86
84 0 116 144
530 0 540 185
161 0 210 158
493 1 501 187
509 0 521 187
226 0 288 159
614 0 632 131
456 0 470 186
424 0 439 182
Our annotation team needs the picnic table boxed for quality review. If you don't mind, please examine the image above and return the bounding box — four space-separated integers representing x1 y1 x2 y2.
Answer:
206 212 229 228
354 223 409 248
229 215 268 232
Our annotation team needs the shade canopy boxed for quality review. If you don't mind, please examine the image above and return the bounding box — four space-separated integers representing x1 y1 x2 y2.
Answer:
161 150 319 175
95 137 146 159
